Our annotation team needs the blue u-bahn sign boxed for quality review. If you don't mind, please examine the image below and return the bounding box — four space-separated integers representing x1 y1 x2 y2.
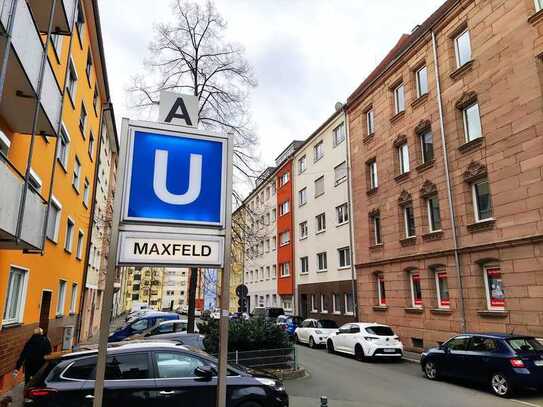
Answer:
122 126 227 227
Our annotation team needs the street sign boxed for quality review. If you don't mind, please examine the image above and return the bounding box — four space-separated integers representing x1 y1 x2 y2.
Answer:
122 124 227 227
158 91 199 127
118 231 224 267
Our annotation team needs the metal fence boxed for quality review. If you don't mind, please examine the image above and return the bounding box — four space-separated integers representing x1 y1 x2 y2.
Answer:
213 347 297 370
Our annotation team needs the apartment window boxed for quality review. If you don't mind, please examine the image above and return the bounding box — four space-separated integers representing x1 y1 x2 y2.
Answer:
279 231 290 246
272 236 276 250
57 125 70 168
279 172 289 186
2 267 28 324
66 59 78 102
435 269 450 308
370 212 382 245
320 294 328 313
81 178 90 208
484 265 505 310
316 213 326 233
69 283 78 314
73 156 81 191
297 155 307 174
314 141 324 162
368 160 378 189
76 230 84 260
271 208 276 222
265 186 270 200
334 161 347 184
454 29 471 68
537 0 543 11
462 102 482 142
279 200 290 216
410 272 422 307
88 132 95 160
85 49 93 81
311 295 317 312
272 265 277 278
393 83 405 114
280 262 290 277
51 34 63 58
46 196 62 242
260 267 264 280
338 247 351 269
265 239 270 252
317 252 327 272
332 293 341 314
333 123 345 146
65 218 75 252
300 256 309 274
427 195 441 232
0 130 10 157
472 178 493 222
271 183 276 195
366 109 375 135
398 143 410 174
56 280 67 316
403 203 416 238
93 87 99 113
420 130 433 163
298 188 307 206
299 221 308 239
344 292 354 315
377 275 386 306
314 176 324 197
79 103 87 136
76 0 85 38
266 266 270 279
416 66 428 97
28 168 42 191
265 213 270 225
336 203 349 225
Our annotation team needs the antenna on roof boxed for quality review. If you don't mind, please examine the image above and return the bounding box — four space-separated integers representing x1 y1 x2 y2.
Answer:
334 102 344 112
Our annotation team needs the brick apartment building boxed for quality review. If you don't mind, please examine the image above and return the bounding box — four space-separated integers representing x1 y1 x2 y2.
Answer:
347 0 543 351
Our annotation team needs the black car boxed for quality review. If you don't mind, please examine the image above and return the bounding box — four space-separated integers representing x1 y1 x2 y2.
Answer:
25 341 288 407
421 333 543 397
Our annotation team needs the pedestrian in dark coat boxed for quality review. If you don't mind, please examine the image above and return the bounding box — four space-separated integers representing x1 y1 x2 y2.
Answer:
14 328 52 384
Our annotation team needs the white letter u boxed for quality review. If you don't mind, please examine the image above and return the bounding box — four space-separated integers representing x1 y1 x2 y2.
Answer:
153 149 202 205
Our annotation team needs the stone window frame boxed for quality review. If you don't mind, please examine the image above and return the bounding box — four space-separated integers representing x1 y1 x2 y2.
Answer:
475 258 505 312
420 181 442 237
375 272 387 307
365 156 378 193
430 264 450 310
463 161 495 231
389 77 406 122
393 134 410 181
405 267 423 309
398 191 416 243
363 103 375 141
455 91 484 152
414 119 435 172
449 21 474 79
368 208 382 246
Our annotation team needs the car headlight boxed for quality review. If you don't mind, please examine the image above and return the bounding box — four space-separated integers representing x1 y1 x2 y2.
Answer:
364 336 378 341
315 330 323 334
255 377 285 392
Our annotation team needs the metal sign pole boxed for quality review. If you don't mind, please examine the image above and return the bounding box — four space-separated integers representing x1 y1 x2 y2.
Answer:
92 118 130 407
216 134 233 407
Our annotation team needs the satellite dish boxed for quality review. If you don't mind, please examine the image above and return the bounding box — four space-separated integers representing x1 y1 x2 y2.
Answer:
334 102 344 111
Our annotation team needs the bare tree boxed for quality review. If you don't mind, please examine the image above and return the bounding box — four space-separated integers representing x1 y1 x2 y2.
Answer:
128 0 259 181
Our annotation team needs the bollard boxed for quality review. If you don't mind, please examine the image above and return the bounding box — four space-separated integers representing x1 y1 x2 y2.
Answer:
235 350 239 365
320 395 328 407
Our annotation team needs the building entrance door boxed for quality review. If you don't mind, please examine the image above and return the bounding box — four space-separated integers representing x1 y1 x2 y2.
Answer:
39 291 52 334
300 294 308 318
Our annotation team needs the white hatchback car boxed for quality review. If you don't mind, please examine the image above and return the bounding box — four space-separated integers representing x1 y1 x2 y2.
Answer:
327 322 404 360
294 318 339 348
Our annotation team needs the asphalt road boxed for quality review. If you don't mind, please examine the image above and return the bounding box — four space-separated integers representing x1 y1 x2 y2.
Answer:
286 344 543 407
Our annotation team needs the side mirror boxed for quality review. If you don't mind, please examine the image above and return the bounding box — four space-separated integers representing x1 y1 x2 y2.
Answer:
194 366 215 380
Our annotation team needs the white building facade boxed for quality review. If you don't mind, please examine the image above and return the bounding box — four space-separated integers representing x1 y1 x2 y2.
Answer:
161 268 189 311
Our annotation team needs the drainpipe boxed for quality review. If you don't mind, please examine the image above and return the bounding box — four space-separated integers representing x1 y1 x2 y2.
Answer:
0 0 19 102
15 0 57 243
343 105 358 321
431 31 466 333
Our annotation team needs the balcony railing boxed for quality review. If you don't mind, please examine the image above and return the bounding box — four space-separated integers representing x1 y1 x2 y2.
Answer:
27 0 76 35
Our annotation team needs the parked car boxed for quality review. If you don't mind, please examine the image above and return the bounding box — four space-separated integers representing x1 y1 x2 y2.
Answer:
125 308 152 322
276 315 303 337
294 319 338 348
421 333 543 397
326 322 403 360
129 320 199 339
210 308 221 320
109 312 180 342
253 307 285 321
25 341 288 407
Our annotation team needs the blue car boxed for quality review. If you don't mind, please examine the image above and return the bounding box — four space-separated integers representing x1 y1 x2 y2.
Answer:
421 333 543 397
109 311 180 342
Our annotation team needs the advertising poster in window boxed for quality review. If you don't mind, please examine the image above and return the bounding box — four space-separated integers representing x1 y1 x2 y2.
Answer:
378 276 386 305
412 273 422 306
437 271 450 307
487 267 505 307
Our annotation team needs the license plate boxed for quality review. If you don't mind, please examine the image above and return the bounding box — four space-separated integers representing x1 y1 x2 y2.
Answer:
383 348 396 353
534 360 543 366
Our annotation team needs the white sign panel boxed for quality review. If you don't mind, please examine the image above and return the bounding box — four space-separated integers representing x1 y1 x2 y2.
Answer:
158 91 199 127
118 231 224 267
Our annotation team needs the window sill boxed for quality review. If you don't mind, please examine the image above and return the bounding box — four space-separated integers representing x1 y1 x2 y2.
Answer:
400 237 417 247
55 314 64 319
320 311 328 314
333 311 341 315
450 59 474 80
336 221 349 228
338 266 351 271
416 159 434 173
366 187 378 196
57 158 68 173
404 307 424 314
458 137 483 154
373 305 388 312
363 133 375 144
315 193 324 199
46 236 58 245
528 9 543 25
394 171 410 183
316 230 326 235
1 321 22 329
411 93 429 109
72 185 80 195
66 90 76 110
317 269 328 273
390 110 405 124
467 219 495 233
299 236 307 241
369 243 384 251
64 248 72 254
431 308 452 315
422 230 443 242
335 178 347 187
477 309 508 318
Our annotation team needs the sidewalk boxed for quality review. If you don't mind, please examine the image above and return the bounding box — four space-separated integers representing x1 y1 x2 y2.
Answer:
403 350 422 363
1 383 23 407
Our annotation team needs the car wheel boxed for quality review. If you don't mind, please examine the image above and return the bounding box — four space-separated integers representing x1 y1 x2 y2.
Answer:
309 336 316 348
423 361 439 380
490 373 513 398
327 339 335 354
354 344 366 361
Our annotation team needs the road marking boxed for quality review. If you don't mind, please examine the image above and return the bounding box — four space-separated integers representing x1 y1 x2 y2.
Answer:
511 399 543 407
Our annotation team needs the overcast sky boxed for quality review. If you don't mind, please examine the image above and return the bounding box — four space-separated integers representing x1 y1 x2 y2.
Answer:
98 0 444 178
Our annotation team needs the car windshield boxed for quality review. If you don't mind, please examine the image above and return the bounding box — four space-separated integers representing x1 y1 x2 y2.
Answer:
507 338 543 353
317 320 338 329
365 326 394 336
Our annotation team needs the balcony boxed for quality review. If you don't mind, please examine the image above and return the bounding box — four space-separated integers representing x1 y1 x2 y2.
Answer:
27 0 75 35
0 0 63 138
0 157 47 250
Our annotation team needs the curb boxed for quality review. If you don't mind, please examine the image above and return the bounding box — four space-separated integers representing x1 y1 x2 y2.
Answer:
402 356 421 364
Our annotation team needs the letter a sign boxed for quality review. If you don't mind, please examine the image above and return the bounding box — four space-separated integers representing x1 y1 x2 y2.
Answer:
158 91 199 127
